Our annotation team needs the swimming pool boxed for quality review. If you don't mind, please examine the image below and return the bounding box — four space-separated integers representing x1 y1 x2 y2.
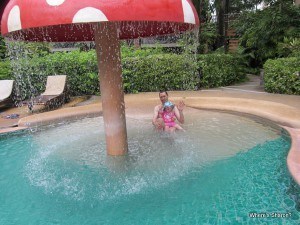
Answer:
0 110 299 224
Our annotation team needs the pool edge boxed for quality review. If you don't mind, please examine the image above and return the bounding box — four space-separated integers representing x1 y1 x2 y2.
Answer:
284 127 300 186
2 94 300 186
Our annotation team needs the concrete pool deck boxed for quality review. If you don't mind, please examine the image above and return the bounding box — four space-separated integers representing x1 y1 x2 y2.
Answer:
0 75 300 184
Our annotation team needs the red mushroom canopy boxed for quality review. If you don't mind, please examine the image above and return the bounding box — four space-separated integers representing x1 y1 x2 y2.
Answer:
1 0 199 42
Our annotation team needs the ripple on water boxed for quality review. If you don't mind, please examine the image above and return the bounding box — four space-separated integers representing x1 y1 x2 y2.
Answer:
24 111 280 200
1 110 299 224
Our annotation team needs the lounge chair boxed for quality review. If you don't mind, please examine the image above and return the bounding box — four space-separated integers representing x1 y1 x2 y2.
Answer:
0 80 15 109
27 75 69 110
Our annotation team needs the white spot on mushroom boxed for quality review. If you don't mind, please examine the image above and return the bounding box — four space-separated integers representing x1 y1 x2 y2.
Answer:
7 5 22 32
46 0 66 6
46 0 65 6
182 0 196 24
72 7 108 23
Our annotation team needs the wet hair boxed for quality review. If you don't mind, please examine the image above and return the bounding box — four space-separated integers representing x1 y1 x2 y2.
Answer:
159 90 168 96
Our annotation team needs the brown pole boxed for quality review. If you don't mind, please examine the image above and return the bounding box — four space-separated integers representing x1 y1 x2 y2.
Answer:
94 22 128 156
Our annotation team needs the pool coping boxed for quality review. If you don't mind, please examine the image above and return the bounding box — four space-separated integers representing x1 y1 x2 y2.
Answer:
285 127 300 185
1 91 300 186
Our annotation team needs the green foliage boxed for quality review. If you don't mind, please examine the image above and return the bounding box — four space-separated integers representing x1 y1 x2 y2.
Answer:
6 41 50 59
264 57 300 95
122 54 199 93
198 53 246 88
277 37 300 58
235 1 300 66
121 44 164 58
192 0 219 53
14 50 99 99
0 36 6 60
12 50 199 98
0 60 12 80
229 0 263 12
198 22 218 54
4 47 247 98
191 0 266 54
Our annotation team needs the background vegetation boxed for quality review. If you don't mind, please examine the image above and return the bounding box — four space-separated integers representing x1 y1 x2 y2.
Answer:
0 0 299 97
235 0 300 67
0 48 246 99
264 57 300 95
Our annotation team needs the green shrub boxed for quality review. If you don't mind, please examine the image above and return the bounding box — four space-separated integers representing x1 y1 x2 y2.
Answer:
8 49 247 98
198 53 246 88
14 51 199 97
14 50 99 99
0 60 12 80
264 57 300 95
122 54 199 93
121 45 164 58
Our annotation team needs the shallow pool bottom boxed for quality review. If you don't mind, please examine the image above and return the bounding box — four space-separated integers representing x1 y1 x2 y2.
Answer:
0 110 299 224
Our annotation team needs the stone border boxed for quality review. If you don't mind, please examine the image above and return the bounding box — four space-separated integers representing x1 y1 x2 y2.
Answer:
18 103 102 127
285 127 300 185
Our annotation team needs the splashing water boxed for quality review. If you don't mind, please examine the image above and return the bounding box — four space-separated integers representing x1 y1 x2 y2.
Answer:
1 110 299 224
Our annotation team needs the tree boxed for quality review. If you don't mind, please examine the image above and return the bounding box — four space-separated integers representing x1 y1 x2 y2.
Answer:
192 0 267 52
235 0 300 66
191 0 219 53
0 35 6 60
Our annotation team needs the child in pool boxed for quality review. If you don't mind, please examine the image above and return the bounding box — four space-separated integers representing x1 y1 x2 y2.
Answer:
162 101 184 132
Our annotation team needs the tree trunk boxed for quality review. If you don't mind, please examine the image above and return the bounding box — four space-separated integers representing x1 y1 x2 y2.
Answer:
215 0 225 48
216 0 229 49
224 0 230 52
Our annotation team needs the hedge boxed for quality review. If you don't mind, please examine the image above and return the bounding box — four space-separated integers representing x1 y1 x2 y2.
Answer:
264 57 300 95
2 50 246 98
122 54 199 93
198 53 246 88
12 51 198 98
12 50 99 99
0 60 12 80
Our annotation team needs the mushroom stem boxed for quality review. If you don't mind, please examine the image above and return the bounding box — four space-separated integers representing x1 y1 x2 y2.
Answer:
94 22 128 156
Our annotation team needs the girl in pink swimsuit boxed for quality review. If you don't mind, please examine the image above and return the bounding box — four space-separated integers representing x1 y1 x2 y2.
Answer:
162 101 184 132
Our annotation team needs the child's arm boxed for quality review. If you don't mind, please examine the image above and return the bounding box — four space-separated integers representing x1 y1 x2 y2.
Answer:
174 101 185 124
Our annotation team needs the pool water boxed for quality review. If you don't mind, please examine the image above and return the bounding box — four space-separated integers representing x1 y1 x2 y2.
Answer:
0 110 299 224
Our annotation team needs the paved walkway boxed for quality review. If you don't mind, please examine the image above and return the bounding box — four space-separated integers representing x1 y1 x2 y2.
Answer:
1 74 300 184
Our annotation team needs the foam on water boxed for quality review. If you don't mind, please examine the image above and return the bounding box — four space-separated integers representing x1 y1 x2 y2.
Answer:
1 110 299 224
23 110 279 201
